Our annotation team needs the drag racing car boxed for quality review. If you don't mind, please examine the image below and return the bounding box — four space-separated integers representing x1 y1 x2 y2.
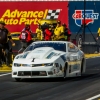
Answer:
12 41 86 81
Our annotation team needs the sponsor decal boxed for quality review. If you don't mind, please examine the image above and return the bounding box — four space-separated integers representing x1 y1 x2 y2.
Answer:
0 9 61 25
72 10 99 27
71 64 80 72
0 9 48 25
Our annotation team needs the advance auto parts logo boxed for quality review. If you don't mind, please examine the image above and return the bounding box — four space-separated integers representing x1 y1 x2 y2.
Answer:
72 10 99 27
0 9 61 25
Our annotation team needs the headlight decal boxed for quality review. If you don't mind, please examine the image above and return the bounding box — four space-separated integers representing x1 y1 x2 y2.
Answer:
32 63 53 67
13 63 53 67
13 63 32 67
44 63 53 66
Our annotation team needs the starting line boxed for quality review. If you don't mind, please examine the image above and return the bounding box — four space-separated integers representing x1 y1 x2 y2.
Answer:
86 94 100 100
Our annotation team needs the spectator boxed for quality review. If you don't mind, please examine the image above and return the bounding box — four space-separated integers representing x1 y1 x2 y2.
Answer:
44 24 52 41
0 21 15 67
18 24 33 53
62 23 71 41
54 20 65 41
49 24 55 40
36 24 43 41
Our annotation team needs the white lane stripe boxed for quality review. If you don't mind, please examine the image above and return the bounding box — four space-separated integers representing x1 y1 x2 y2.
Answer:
0 73 11 77
86 94 100 100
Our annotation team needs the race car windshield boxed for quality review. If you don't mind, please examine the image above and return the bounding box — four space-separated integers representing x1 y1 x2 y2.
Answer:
24 42 66 52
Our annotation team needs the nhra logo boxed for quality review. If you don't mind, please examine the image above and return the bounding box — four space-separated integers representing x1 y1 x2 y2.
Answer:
72 10 99 27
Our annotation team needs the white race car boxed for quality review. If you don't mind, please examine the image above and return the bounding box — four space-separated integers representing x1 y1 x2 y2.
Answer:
12 41 86 81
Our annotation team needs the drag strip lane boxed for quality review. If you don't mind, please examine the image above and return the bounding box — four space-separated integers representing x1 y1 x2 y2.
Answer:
0 73 100 100
0 57 100 100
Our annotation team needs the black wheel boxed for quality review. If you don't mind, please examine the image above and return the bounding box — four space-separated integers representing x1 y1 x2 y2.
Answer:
63 63 67 79
15 78 21 82
81 59 84 76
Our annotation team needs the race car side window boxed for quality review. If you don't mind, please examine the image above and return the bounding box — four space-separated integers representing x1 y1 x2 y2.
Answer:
68 43 78 52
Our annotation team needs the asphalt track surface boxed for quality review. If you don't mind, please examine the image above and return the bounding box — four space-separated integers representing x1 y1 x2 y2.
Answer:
0 57 100 100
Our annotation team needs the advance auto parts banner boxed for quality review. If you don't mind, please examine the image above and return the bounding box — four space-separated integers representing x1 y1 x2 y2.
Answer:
0 1 68 32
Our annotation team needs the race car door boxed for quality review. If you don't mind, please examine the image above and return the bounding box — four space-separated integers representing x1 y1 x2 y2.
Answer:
68 43 81 76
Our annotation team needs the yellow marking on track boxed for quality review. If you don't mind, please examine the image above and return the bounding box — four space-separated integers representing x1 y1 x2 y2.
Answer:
85 54 100 58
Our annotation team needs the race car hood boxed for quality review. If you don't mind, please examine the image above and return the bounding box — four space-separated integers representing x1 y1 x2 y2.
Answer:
13 58 54 64
13 47 65 64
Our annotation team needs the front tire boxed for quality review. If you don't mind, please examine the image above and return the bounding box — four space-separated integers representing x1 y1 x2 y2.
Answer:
81 59 84 76
63 63 67 79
